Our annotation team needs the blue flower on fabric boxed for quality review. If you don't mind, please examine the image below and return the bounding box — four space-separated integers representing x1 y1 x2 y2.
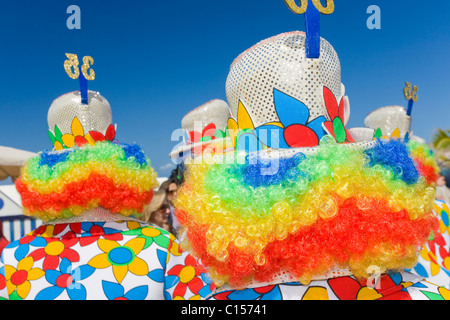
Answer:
8 235 47 261
255 89 327 148
102 280 148 300
35 258 95 300
148 249 167 284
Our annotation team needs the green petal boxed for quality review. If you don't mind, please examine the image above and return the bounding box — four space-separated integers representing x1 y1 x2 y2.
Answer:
54 125 63 143
374 128 383 139
154 235 169 248
199 136 212 143
214 130 226 139
332 117 346 143
48 130 56 144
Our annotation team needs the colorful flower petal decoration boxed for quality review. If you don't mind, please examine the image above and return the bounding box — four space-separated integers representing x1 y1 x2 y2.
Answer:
48 116 116 150
188 123 226 145
227 101 264 153
255 89 327 148
4 257 44 300
322 87 355 144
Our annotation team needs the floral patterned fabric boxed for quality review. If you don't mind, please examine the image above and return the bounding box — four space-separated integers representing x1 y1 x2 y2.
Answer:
0 220 214 300
208 271 450 300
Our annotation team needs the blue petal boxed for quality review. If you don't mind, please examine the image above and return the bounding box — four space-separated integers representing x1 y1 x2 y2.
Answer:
45 270 62 285
255 125 289 149
273 89 310 126
228 288 261 300
30 237 47 247
35 286 64 300
164 275 179 289
148 269 165 283
102 280 124 300
156 249 167 269
73 264 96 281
59 258 72 274
14 244 29 261
124 285 149 300
412 263 429 278
67 284 87 300
306 116 327 140
260 286 282 300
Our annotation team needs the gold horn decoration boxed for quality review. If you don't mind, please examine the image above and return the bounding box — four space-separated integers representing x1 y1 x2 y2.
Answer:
284 0 335 15
311 0 335 15
284 0 308 15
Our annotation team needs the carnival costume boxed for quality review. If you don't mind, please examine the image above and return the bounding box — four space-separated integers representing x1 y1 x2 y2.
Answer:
170 4 450 300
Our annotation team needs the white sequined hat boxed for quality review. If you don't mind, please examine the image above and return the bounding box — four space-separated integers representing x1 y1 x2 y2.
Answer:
169 99 234 162
364 106 412 139
47 90 116 150
225 31 376 157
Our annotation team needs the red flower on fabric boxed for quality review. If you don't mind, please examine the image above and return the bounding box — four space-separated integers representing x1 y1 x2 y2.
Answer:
322 87 355 144
328 274 411 300
167 255 206 298
28 238 80 271
188 123 218 144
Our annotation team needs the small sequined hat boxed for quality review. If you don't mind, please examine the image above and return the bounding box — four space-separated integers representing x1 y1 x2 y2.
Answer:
169 99 234 162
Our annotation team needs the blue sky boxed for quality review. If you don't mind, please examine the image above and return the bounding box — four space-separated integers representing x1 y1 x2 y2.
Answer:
0 0 449 184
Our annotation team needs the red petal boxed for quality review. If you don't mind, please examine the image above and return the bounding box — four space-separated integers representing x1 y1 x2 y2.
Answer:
89 131 106 142
328 276 361 300
323 87 339 119
189 131 202 144
105 124 116 141
338 98 345 121
187 277 203 294
173 283 187 298
254 285 275 294
29 248 46 261
43 255 60 270
167 264 184 276
344 127 355 143
284 124 319 148
202 123 216 137
74 136 88 147
54 224 68 235
80 236 98 247
60 248 80 262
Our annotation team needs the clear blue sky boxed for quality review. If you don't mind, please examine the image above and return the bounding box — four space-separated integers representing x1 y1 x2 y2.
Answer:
1 0 449 184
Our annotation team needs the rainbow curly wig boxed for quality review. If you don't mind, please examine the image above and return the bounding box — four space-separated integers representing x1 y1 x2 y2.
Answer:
16 141 158 222
175 137 440 288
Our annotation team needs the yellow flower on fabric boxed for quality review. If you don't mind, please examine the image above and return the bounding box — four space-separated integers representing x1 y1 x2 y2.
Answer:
88 238 148 284
4 257 44 299
61 117 96 148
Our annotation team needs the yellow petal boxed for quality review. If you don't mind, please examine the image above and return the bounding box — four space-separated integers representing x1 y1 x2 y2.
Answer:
61 134 75 148
6 280 15 296
88 253 111 269
98 239 120 253
302 287 329 300
128 257 149 276
188 295 201 300
127 221 141 230
54 141 64 150
357 287 383 300
113 265 128 284
431 261 441 276
71 117 85 136
17 257 34 272
227 118 239 147
264 121 284 128
125 237 146 255
85 133 96 146
16 281 31 299
28 268 45 281
391 128 401 139
237 101 254 130
439 287 450 300
4 265 17 280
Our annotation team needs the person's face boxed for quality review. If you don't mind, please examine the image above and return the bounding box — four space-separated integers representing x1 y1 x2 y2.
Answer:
151 200 171 230
167 183 178 204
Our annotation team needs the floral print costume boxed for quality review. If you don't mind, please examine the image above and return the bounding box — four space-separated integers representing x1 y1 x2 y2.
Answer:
0 219 214 300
